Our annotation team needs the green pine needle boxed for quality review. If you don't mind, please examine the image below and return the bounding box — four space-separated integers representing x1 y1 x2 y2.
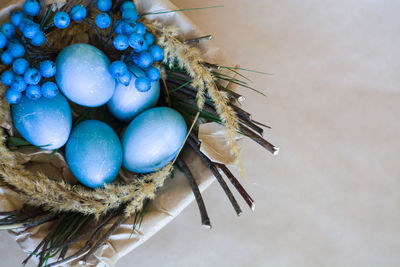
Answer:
168 80 192 93
141 5 224 16
219 65 273 75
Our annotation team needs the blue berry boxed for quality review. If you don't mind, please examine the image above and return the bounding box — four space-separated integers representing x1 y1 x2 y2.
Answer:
113 34 129 50
145 66 160 82
11 11 24 27
135 77 151 92
41 81 59 98
134 51 153 69
1 70 15 86
22 22 40 39
23 0 40 16
18 18 32 32
1 23 16 39
0 32 6 49
24 68 41 85
95 13 111 29
54 12 70 29
118 71 132 86
114 20 125 34
26 84 41 100
149 45 164 61
96 0 112 12
5 89 22 104
120 1 136 13
129 34 147 52
144 32 154 46
109 61 127 78
13 58 29 75
135 22 146 35
8 42 25 58
122 21 136 35
39 60 56 78
122 9 138 21
70 4 87 21
30 31 46 46
1 51 14 65
11 76 27 92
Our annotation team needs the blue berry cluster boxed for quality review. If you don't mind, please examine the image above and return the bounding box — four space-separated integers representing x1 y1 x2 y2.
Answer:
2 59 58 104
110 1 164 92
0 0 60 104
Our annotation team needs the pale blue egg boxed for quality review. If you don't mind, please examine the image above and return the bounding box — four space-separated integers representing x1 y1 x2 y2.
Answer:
66 120 122 188
11 93 72 150
122 107 187 173
107 65 160 122
55 43 116 107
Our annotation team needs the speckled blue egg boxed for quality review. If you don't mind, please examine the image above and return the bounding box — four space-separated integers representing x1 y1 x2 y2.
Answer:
107 65 160 122
11 93 72 149
55 44 115 107
122 107 187 173
66 120 122 188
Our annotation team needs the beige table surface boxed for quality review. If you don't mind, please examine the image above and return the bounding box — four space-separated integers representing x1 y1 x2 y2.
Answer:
1 0 400 266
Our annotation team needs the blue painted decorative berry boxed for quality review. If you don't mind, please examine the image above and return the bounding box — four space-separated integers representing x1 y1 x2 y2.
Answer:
95 13 111 29
96 0 112 12
122 21 136 35
23 0 40 16
122 9 138 21
5 89 22 104
109 61 127 78
11 11 24 27
1 23 16 39
114 20 124 34
13 58 29 75
1 70 15 86
8 42 25 58
54 12 70 29
26 84 42 100
1 50 14 65
18 18 32 32
145 66 160 82
41 81 59 98
30 31 46 46
120 1 136 13
113 34 129 50
118 71 132 86
40 60 56 78
0 32 6 49
24 68 41 85
11 76 27 92
136 22 146 35
144 32 154 46
22 22 40 39
135 77 151 92
149 45 164 61
129 34 147 52
70 4 87 21
135 51 153 69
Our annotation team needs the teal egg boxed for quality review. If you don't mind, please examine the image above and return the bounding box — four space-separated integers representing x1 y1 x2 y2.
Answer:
11 93 72 150
55 43 116 107
66 120 122 188
107 65 160 122
122 107 187 173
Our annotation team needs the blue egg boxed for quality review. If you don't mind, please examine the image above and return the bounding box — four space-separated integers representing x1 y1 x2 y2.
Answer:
56 44 116 107
11 93 72 150
122 107 187 173
107 66 160 122
66 120 122 188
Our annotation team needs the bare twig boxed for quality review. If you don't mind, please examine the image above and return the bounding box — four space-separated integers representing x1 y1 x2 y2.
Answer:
216 164 255 211
187 133 242 216
176 158 211 228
